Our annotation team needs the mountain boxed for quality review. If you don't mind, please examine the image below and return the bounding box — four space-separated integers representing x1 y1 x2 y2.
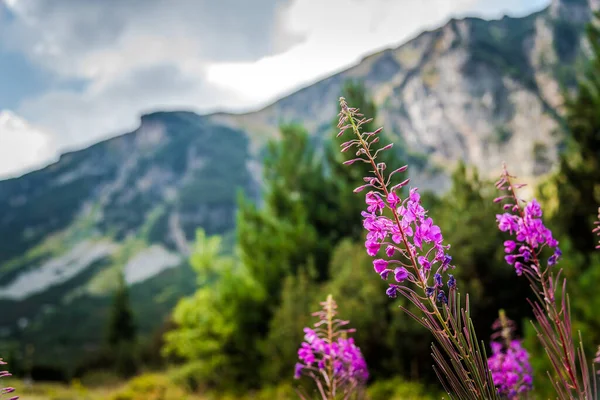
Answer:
213 0 593 185
0 112 259 368
0 0 595 370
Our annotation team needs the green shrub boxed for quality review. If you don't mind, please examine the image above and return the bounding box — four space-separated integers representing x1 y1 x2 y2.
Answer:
367 378 442 400
108 373 189 400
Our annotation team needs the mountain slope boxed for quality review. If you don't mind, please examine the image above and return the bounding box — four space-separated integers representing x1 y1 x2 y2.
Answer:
0 112 258 367
0 0 595 369
213 0 592 183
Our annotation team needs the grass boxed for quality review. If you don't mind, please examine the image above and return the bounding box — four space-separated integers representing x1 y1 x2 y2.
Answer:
2 375 290 400
3 378 119 400
4 374 442 400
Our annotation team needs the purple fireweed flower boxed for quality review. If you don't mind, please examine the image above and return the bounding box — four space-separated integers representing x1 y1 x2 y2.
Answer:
336 97 500 399
360 174 454 298
504 240 517 253
294 295 368 400
494 165 593 399
594 345 600 374
494 169 560 276
294 363 304 379
594 207 600 250
373 259 388 274
488 341 533 399
386 285 399 298
487 311 533 399
342 108 469 366
0 359 18 400
434 273 443 287
436 290 448 304
339 104 456 305
447 274 456 289
394 267 409 282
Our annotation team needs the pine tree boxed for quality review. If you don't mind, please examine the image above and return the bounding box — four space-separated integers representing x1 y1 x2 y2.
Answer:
237 123 323 294
259 268 317 384
107 274 136 347
107 273 137 377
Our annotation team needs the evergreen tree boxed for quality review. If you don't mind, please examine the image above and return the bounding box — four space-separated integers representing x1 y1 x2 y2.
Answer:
107 273 138 377
107 274 137 347
259 268 317 384
237 81 404 297
237 123 324 294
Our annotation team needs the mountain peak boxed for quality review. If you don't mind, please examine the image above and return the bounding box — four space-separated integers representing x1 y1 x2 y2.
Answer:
139 110 202 124
550 0 596 22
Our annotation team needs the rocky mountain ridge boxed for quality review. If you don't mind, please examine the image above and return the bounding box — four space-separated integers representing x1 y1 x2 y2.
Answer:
214 0 593 184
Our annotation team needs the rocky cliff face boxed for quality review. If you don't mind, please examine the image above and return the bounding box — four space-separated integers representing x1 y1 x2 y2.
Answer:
215 0 591 186
0 0 594 367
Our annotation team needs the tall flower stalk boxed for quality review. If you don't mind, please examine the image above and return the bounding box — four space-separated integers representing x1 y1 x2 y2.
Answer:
336 98 498 399
0 359 18 400
294 295 368 400
494 165 595 399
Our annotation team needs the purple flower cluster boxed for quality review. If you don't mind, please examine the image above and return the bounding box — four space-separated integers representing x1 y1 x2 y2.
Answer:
336 98 500 399
363 188 455 301
488 340 533 399
494 167 594 398
495 169 561 276
337 99 455 302
295 327 368 383
0 359 18 400
593 207 600 250
293 295 368 399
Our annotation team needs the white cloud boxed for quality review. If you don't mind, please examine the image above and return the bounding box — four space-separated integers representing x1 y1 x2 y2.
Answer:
17 64 251 152
1 0 551 176
1 0 296 154
206 0 549 106
1 0 297 79
0 110 58 178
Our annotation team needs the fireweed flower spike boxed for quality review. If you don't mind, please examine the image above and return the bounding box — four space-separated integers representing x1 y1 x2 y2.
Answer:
337 98 500 399
495 165 594 399
294 295 368 400
593 207 600 250
487 310 533 399
0 359 18 400
594 346 600 374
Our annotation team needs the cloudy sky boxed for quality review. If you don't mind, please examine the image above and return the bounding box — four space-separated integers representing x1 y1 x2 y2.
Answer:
0 0 549 178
